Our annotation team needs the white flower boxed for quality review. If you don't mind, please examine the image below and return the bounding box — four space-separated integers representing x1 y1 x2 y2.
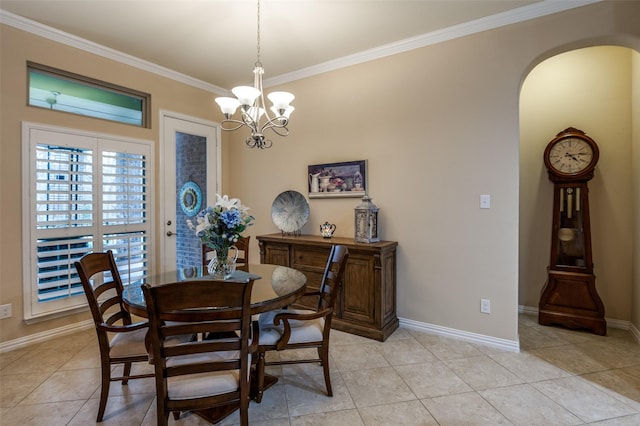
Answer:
216 193 250 214
215 194 239 209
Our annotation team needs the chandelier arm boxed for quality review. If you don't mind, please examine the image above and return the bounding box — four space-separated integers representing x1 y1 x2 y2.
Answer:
260 119 289 136
269 126 290 137
219 119 254 132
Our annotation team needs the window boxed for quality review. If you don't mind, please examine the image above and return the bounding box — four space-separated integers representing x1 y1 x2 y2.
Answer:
27 62 150 128
22 123 153 321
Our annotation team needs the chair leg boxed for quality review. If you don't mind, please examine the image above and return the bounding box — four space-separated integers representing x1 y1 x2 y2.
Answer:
255 350 266 403
172 411 180 420
240 384 250 426
158 413 169 426
157 400 169 426
97 360 111 422
319 344 332 396
121 361 132 385
239 398 249 426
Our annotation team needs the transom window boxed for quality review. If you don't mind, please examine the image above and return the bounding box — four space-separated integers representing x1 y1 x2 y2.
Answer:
27 62 150 128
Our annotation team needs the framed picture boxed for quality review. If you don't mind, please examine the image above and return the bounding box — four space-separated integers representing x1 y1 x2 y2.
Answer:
308 160 367 198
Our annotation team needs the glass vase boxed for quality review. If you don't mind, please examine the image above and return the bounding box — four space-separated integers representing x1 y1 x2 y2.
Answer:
206 245 238 279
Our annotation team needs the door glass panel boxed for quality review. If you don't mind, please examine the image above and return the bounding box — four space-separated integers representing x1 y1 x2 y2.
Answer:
176 131 207 269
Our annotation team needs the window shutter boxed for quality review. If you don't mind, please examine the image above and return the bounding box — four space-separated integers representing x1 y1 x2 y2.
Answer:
102 151 147 226
23 124 153 320
35 144 93 229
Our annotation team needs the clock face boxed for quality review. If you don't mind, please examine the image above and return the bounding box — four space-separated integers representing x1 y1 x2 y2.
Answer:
547 137 595 175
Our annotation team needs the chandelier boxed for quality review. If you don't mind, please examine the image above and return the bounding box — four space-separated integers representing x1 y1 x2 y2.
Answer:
215 0 295 149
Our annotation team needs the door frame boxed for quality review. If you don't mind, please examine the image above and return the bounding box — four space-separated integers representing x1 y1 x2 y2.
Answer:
158 109 221 273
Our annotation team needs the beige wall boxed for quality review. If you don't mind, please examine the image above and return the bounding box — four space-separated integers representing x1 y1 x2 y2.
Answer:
2 1 640 346
226 1 640 342
519 47 635 323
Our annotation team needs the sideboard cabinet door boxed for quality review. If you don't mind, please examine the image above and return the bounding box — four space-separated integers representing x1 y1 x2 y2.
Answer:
341 254 375 326
257 234 398 341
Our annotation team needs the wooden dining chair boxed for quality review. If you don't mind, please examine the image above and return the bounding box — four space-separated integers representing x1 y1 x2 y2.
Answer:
142 278 258 426
202 235 251 267
74 250 154 422
255 245 349 402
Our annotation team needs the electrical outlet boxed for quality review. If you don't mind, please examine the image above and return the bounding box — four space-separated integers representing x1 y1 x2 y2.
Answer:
0 303 12 319
480 299 490 314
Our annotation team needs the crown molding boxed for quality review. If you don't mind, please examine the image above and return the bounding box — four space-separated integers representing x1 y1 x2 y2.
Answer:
264 0 601 87
0 9 229 96
1 0 601 91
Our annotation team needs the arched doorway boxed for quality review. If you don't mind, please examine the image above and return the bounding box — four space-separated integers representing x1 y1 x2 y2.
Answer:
518 46 639 335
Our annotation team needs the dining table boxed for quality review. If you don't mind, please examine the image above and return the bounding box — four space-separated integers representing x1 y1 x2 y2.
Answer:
121 263 307 424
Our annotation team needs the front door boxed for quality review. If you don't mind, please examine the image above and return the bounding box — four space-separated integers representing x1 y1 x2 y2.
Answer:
160 111 220 273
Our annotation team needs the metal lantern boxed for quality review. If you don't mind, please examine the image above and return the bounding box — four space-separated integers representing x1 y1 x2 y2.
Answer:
354 195 380 243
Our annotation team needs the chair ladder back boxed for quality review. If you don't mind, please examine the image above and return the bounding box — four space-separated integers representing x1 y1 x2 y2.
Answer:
142 278 256 424
75 251 130 326
316 245 349 313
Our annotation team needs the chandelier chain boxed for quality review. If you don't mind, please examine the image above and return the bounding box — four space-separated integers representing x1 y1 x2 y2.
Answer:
256 0 261 66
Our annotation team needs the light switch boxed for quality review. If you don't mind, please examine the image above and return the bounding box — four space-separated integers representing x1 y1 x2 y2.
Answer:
480 194 491 209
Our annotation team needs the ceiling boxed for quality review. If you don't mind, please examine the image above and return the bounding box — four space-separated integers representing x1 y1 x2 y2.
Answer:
2 1 587 91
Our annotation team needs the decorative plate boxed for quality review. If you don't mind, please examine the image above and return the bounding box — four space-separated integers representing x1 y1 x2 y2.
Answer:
271 190 309 234
271 266 307 295
179 181 202 217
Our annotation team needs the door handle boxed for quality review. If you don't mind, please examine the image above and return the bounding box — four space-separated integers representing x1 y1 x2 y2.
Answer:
166 231 178 237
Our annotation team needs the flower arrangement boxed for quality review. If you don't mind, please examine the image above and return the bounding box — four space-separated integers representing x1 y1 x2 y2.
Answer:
330 177 345 189
187 194 254 256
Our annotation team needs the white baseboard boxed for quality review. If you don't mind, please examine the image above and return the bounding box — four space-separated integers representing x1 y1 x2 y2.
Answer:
398 317 521 353
0 319 94 353
631 323 640 342
399 308 640 353
518 304 640 344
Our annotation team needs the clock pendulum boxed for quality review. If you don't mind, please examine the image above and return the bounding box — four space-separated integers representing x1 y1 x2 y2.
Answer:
538 127 606 335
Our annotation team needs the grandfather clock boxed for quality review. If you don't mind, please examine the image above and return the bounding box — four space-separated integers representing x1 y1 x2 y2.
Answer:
538 127 606 335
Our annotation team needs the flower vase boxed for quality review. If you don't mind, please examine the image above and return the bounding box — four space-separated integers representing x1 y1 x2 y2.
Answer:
207 245 238 279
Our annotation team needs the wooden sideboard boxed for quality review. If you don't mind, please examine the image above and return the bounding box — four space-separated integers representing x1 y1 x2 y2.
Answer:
257 233 398 341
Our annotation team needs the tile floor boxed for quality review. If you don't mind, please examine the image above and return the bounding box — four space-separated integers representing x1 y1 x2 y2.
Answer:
2 313 640 425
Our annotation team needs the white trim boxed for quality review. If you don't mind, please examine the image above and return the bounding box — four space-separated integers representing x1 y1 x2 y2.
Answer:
518 304 539 316
0 319 94 353
266 0 602 86
158 110 221 273
1 1 601 90
518 304 639 340
398 317 520 353
631 323 640 343
0 10 228 96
